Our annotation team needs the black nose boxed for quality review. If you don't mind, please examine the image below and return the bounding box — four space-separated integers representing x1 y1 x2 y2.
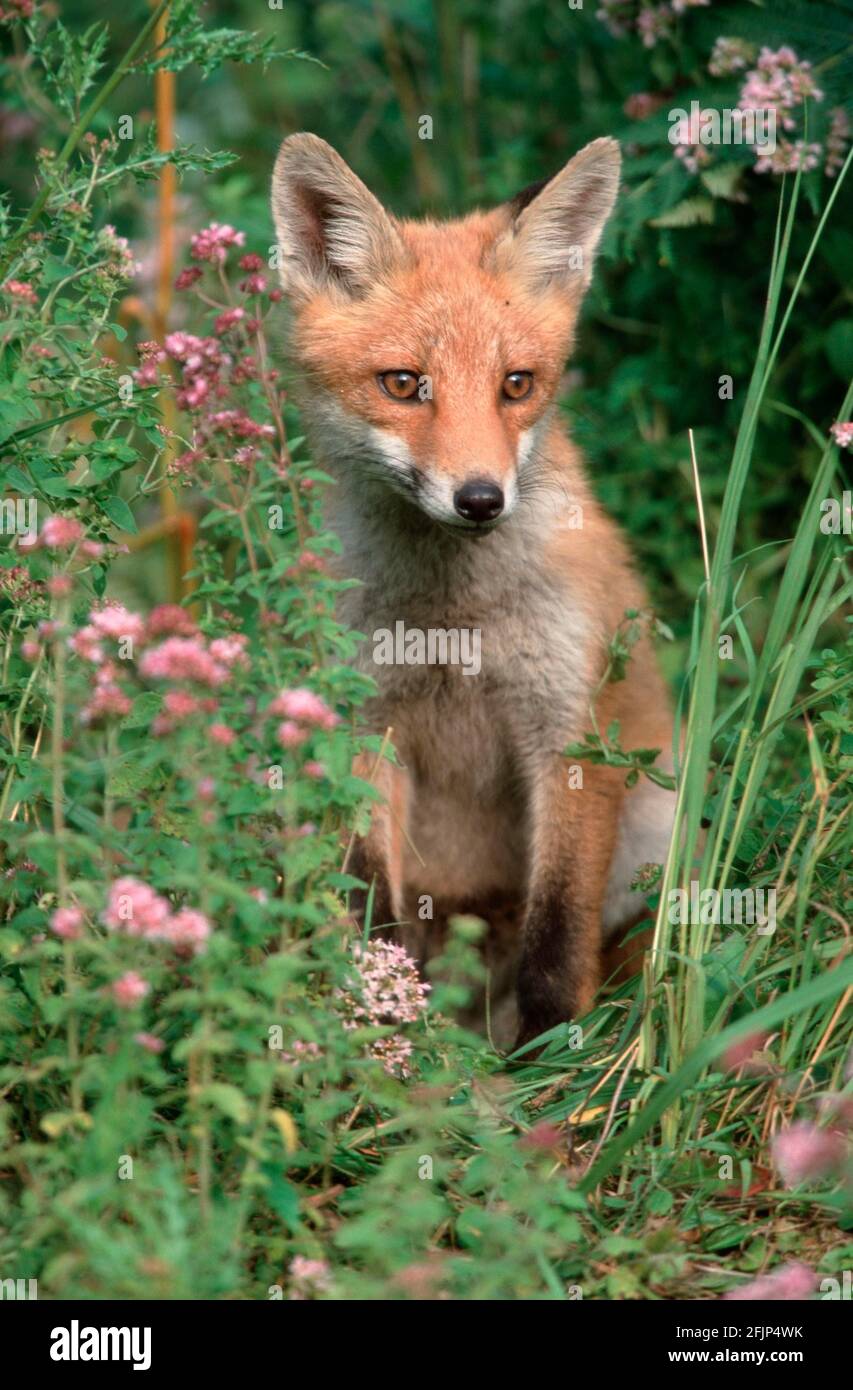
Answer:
453 478 504 524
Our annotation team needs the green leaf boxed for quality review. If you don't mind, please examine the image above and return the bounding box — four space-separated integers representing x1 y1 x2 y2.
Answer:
650 197 715 229
199 1083 250 1125
100 494 137 533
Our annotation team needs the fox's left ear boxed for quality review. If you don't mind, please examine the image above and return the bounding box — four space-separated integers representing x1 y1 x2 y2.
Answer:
494 137 621 293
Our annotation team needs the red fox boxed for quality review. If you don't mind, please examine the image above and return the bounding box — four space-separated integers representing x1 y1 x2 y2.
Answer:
271 133 676 1048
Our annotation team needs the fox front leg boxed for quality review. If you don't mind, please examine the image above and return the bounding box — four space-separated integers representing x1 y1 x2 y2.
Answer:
345 749 409 933
514 759 624 1050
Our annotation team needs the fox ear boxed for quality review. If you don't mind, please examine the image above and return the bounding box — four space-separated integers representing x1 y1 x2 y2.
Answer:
495 137 621 293
271 133 406 300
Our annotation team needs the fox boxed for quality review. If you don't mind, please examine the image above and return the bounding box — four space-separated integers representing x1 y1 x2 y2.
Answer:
271 132 676 1048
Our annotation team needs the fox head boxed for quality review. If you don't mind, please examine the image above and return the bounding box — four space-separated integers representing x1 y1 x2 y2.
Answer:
271 133 620 532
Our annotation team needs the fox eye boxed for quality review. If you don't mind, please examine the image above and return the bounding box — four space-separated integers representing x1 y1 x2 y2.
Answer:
502 371 533 401
378 370 421 401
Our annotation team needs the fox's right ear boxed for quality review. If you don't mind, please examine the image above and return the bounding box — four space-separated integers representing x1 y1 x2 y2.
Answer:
271 133 406 301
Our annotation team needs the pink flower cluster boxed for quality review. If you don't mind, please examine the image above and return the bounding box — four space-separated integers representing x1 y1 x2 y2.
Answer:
724 1260 817 1302
98 224 139 279
80 664 133 725
18 513 104 560
165 331 230 412
137 228 287 482
739 46 824 126
708 36 753 78
34 515 82 550
288 1256 333 1301
739 47 825 175
268 686 339 750
58 598 243 739
3 277 37 304
141 630 248 690
50 906 84 941
830 421 853 450
112 971 150 1008
135 324 274 462
825 108 850 177
771 1120 847 1189
102 877 212 956
189 222 245 265
597 1 708 48
337 939 430 1077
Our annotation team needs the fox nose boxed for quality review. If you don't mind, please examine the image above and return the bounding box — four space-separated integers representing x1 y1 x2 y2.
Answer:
453 478 504 524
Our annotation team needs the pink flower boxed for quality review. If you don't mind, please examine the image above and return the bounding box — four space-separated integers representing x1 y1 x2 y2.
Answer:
337 939 429 1077
164 689 201 719
348 939 430 1027
112 971 150 1008
40 515 83 549
189 223 245 265
635 6 672 49
738 46 825 175
145 604 198 639
69 625 105 664
152 688 202 734
288 1257 332 1301
825 108 850 178
268 687 339 729
214 306 246 335
103 877 171 939
280 1039 321 1067
304 761 326 779
623 92 663 121
208 409 274 440
90 603 146 646
197 776 216 801
80 672 132 725
771 1122 846 1187
140 636 227 687
209 722 236 747
83 662 132 716
708 37 754 78
50 906 84 940
48 575 72 598
239 274 268 295
518 1122 563 1151
238 253 264 272
208 633 248 670
175 266 203 290
724 1261 817 1301
277 720 307 748
134 1031 165 1053
20 640 40 662
3 278 37 305
830 421 853 450
164 908 211 956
